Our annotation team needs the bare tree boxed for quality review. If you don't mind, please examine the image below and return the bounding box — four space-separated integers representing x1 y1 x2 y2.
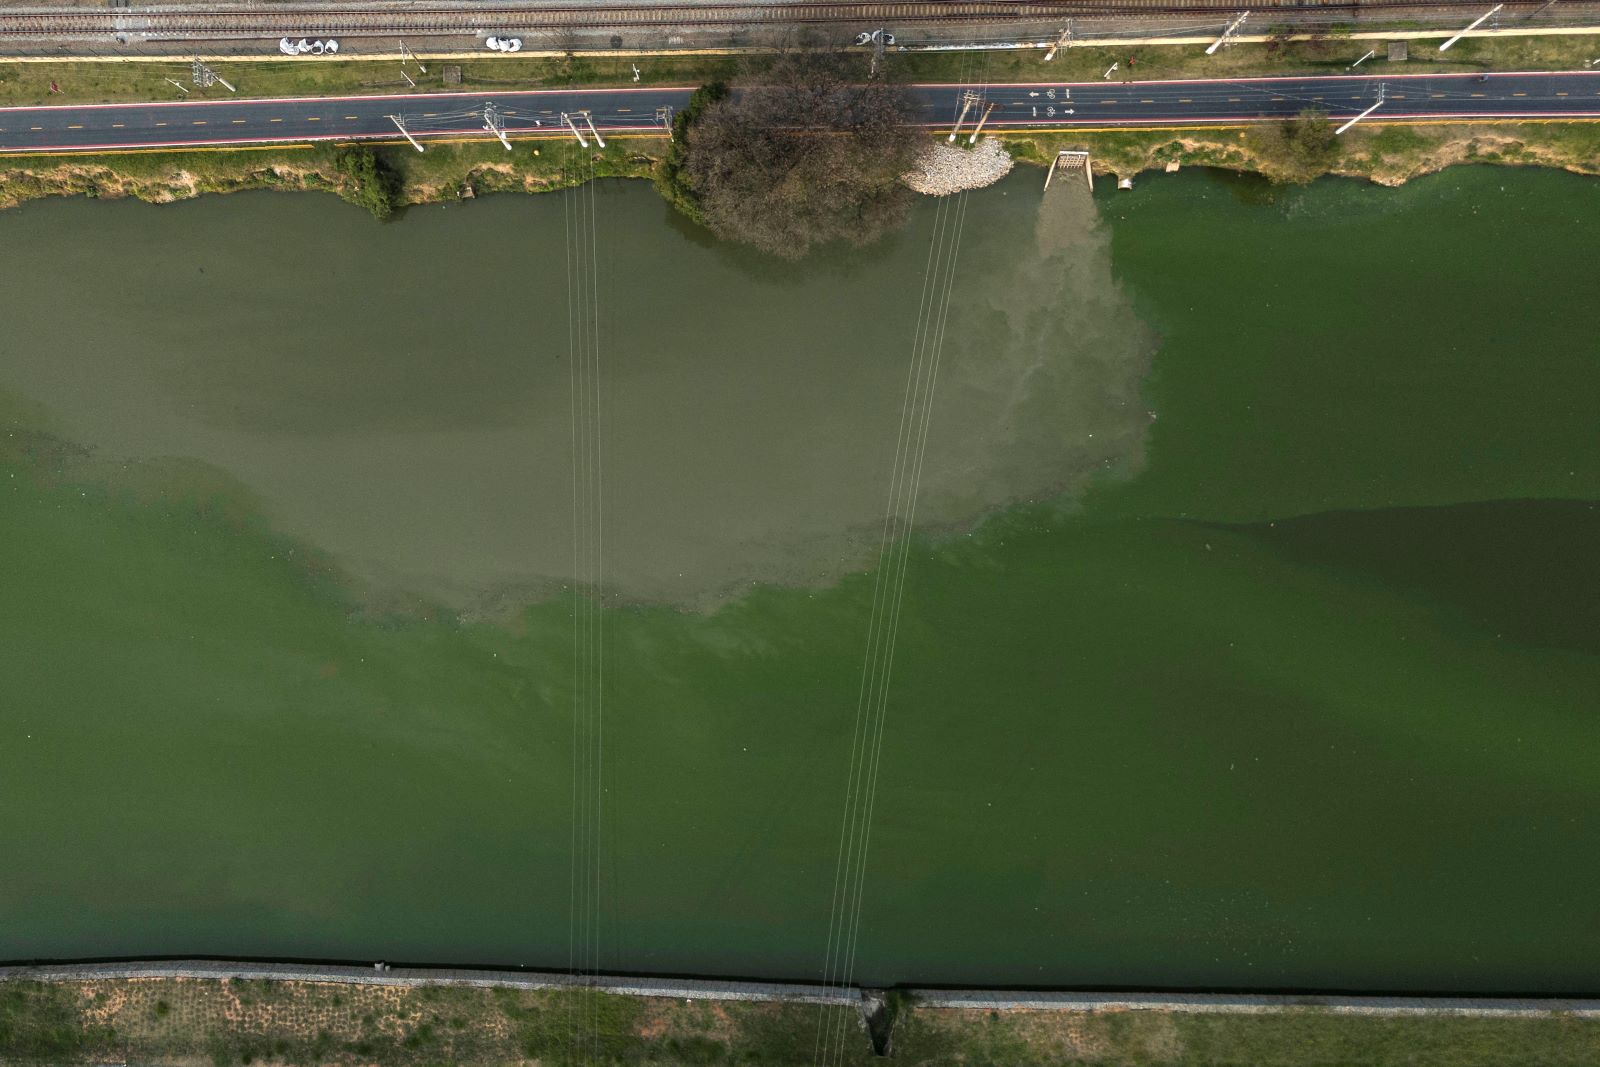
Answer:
680 52 924 259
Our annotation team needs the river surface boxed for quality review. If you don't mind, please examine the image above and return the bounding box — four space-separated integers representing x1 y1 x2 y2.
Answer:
2 166 1598 992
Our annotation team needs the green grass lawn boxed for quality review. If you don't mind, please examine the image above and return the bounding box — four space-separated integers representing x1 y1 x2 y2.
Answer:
0 53 745 108
896 1006 1600 1067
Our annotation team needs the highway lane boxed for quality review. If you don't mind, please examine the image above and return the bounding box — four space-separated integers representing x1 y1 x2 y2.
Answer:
3 72 1600 153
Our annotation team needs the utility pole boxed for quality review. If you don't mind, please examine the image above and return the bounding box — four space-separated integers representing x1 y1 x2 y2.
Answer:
399 40 426 73
1103 62 1118 79
580 110 605 148
387 114 424 152
165 77 190 95
655 105 673 139
869 28 888 78
482 102 512 150
1336 83 1385 134
968 102 996 144
1206 12 1249 56
400 69 416 88
948 89 981 142
1042 23 1072 62
561 111 590 148
191 58 235 93
1348 49 1376 69
1440 4 1503 50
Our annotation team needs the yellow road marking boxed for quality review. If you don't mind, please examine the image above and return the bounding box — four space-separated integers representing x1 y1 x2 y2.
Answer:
232 119 245 124
67 124 82 129
1513 91 1527 96
111 123 124 128
192 120 207 125
1472 92 1486 97
154 121 167 126
423 112 438 117
1227 97 1241 102
307 116 321 121
1140 98 1154 103
1100 99 1117 104
1391 93 1406 99
1179 97 1192 103
1556 91 1569 96
30 126 42 131
269 117 283 123
1432 93 1445 98
344 114 358 119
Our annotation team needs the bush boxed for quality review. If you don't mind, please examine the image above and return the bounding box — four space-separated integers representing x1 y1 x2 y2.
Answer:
1250 108 1340 183
668 54 923 258
653 80 728 224
0 983 100 1062
334 145 400 220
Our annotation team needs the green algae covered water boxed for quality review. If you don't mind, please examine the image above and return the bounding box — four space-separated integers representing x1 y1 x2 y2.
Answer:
2 166 1598 992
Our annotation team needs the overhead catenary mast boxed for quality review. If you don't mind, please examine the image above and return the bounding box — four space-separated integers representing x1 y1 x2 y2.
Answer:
1336 82 1386 134
482 102 512 150
561 111 590 148
387 114 425 152
191 58 235 92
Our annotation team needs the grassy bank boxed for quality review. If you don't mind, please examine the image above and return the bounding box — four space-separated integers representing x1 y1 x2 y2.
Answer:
0 136 665 214
4 116 1598 219
1010 119 1600 185
4 978 1599 1066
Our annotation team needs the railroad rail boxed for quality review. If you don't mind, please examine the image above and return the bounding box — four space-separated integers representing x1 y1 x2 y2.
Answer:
0 0 1568 40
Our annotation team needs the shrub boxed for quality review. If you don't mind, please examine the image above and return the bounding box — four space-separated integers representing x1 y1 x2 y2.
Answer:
653 80 728 225
334 145 401 219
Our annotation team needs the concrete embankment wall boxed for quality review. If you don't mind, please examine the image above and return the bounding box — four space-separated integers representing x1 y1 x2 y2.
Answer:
4 960 1600 1018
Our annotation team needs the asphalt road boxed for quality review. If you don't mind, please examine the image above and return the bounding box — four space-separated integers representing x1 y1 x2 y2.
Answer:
2 71 1599 153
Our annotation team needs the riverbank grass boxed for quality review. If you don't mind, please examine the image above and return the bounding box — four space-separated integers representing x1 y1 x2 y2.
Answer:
4 977 1599 1066
895 1004 1600 1066
0 135 665 213
1004 119 1600 185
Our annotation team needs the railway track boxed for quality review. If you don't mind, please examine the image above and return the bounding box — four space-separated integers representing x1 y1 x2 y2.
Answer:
0 0 1559 40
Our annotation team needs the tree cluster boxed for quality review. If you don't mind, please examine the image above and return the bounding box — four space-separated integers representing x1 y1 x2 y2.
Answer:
1272 109 1340 181
667 54 924 259
335 145 401 220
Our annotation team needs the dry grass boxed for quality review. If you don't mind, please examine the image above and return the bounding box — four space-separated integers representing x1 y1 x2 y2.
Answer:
1000 118 1600 186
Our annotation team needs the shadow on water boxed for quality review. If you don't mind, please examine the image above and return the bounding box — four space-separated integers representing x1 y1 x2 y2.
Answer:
655 190 911 287
1207 166 1292 208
